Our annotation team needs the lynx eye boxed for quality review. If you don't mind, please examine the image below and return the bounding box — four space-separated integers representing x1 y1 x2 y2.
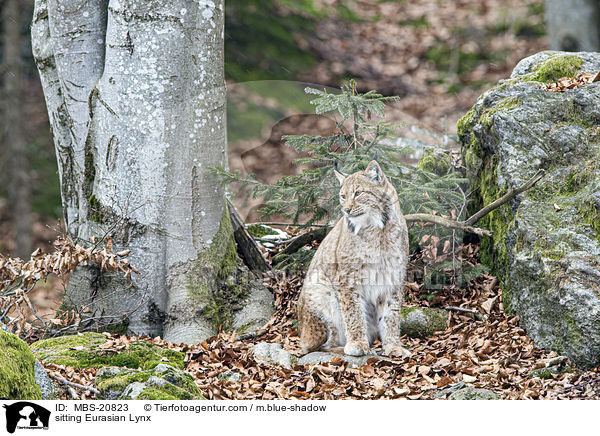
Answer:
354 190 362 198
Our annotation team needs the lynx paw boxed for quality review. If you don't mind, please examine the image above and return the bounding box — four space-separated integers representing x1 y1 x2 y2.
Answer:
383 343 412 359
344 341 370 356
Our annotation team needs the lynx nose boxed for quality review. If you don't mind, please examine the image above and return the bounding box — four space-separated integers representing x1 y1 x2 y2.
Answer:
343 207 352 215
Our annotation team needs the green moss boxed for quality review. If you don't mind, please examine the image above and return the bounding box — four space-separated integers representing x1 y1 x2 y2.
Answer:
135 387 180 400
31 333 185 370
459 93 520 312
187 206 250 332
247 224 278 238
576 199 600 243
529 368 559 379
471 154 516 305
523 54 583 83
563 312 585 348
96 365 201 400
400 307 447 338
479 97 521 128
87 194 106 223
457 106 476 137
0 330 42 400
560 105 597 130
463 134 483 171
417 149 451 176
133 381 202 400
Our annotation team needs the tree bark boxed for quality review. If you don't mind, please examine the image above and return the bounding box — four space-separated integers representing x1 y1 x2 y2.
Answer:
545 0 600 52
3 0 33 259
32 0 229 343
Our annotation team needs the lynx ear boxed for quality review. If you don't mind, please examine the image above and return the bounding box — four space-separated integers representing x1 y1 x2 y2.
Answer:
333 160 347 185
365 160 384 184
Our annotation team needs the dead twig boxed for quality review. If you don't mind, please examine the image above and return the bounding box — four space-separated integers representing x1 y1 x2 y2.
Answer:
404 169 545 236
465 169 545 225
280 227 329 255
444 306 486 321
246 222 330 228
405 214 492 237
52 375 100 395
227 199 271 273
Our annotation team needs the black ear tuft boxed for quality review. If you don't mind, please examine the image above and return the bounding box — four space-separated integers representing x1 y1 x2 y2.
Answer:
373 150 379 161
333 159 347 185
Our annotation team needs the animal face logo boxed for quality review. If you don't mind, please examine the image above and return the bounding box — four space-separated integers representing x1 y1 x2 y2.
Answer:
3 402 50 434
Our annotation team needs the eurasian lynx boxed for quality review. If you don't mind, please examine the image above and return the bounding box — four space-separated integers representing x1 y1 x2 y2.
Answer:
297 160 411 358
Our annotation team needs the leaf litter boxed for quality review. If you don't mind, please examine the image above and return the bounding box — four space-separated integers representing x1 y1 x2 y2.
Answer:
45 246 600 400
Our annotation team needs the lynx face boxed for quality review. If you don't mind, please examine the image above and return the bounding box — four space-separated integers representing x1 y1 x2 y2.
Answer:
335 162 396 234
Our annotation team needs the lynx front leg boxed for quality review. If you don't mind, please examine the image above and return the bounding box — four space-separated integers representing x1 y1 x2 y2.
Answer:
380 291 411 359
336 284 370 356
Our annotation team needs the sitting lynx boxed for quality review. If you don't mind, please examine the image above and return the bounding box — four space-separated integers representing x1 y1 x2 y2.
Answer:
297 160 410 358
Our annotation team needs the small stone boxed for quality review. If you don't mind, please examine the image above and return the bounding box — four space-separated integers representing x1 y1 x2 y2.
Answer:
218 370 242 382
252 342 293 369
448 387 500 400
298 352 383 368
120 382 146 400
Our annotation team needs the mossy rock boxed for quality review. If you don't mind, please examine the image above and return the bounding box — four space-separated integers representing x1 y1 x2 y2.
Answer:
30 333 185 370
0 330 42 399
416 148 452 176
459 50 600 369
401 307 448 338
522 54 583 83
529 367 563 380
96 363 203 400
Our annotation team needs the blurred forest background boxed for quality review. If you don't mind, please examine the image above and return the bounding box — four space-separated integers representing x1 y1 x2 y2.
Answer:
0 0 592 313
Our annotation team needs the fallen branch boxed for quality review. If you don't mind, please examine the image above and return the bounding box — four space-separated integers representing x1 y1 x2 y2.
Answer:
52 375 100 395
280 227 329 255
444 306 486 321
405 214 492 237
405 169 546 235
246 222 329 228
227 199 271 274
465 169 545 225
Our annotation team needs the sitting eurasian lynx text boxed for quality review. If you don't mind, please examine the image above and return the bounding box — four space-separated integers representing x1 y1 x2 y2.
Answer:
297 160 411 358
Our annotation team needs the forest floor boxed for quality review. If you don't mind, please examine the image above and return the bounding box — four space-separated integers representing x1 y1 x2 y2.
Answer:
44 249 600 400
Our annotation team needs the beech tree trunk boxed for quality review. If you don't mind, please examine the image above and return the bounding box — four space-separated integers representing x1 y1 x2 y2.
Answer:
545 0 600 52
3 0 33 259
31 0 228 343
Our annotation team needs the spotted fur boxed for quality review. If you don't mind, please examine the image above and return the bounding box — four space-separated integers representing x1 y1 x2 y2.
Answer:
297 160 411 358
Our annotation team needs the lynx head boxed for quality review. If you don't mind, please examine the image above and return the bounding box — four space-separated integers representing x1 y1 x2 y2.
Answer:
334 160 398 234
